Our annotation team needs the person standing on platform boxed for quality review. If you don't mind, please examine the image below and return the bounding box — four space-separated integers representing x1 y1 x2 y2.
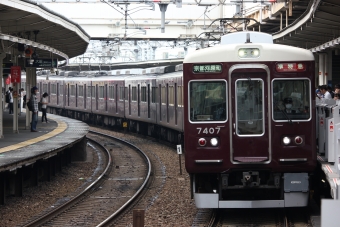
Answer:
41 92 49 123
30 86 39 132
320 85 332 100
9 87 13 114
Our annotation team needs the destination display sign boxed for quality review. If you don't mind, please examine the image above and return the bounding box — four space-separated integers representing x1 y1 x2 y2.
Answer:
25 58 58 68
193 64 222 73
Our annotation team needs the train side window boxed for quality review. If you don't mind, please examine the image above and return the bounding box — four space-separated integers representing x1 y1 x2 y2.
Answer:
51 84 57 95
141 86 147 102
189 81 227 122
70 85 76 97
59 85 63 95
177 85 183 107
87 86 91 98
109 86 114 99
132 86 137 102
152 86 158 103
43 84 48 94
91 86 95 98
99 86 104 99
119 87 124 101
79 85 84 97
124 87 128 101
272 79 311 121
161 86 166 105
169 86 174 106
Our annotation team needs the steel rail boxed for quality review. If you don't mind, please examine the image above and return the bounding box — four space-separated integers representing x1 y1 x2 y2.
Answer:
22 135 112 227
91 130 152 227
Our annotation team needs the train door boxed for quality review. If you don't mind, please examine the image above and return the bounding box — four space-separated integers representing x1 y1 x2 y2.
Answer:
230 67 270 164
84 85 86 109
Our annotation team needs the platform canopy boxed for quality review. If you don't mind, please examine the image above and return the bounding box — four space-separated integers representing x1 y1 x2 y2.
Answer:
0 0 90 61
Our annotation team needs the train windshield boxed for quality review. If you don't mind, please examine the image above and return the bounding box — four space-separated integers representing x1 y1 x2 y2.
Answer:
272 79 310 121
189 81 227 122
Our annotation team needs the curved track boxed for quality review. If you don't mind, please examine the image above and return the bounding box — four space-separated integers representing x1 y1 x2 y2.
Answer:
22 130 151 227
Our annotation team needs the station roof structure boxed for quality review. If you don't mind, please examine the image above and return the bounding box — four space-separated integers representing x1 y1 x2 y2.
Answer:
0 0 90 61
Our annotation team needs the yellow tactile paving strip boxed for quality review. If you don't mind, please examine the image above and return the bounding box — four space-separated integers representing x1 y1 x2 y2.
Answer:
0 115 67 154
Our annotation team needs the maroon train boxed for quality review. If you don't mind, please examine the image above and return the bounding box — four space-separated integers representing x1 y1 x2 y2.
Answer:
183 32 316 208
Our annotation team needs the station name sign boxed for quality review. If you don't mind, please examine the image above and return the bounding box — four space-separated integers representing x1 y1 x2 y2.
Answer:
25 58 58 68
193 64 222 73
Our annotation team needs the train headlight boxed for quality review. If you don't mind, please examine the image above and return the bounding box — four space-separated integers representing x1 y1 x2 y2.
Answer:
210 138 219 146
198 138 207 146
295 136 303 145
251 49 259 57
238 49 246 57
283 137 291 145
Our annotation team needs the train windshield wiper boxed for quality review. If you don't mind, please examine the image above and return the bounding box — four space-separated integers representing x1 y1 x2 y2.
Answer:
276 103 293 124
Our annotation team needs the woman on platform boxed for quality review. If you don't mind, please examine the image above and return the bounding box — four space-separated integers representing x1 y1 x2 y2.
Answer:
41 92 49 123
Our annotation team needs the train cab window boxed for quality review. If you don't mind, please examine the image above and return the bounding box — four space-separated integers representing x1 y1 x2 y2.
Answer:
272 79 310 121
236 79 264 135
189 81 227 122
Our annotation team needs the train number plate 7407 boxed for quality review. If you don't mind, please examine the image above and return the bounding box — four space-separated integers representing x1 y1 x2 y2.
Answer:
196 126 224 134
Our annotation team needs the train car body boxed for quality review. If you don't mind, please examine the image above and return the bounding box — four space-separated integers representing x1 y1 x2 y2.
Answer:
183 32 316 208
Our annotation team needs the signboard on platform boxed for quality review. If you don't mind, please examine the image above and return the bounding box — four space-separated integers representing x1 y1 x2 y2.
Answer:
10 66 21 83
25 58 57 68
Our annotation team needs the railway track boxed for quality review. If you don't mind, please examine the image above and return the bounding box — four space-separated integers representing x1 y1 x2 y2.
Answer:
192 207 312 227
22 130 151 227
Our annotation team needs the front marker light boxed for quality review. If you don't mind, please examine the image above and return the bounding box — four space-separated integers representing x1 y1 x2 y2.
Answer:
210 138 219 146
283 137 291 145
198 138 207 146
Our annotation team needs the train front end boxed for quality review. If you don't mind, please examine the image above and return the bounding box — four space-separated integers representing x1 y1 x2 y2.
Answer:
183 32 316 208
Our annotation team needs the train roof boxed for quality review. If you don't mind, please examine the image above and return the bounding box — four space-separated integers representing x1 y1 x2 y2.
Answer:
60 59 184 71
184 34 314 63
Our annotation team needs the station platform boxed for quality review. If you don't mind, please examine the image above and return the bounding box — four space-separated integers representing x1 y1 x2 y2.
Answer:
0 109 89 172
0 109 89 205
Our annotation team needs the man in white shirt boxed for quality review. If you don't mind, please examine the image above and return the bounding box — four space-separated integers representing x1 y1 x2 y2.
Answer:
320 85 332 99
